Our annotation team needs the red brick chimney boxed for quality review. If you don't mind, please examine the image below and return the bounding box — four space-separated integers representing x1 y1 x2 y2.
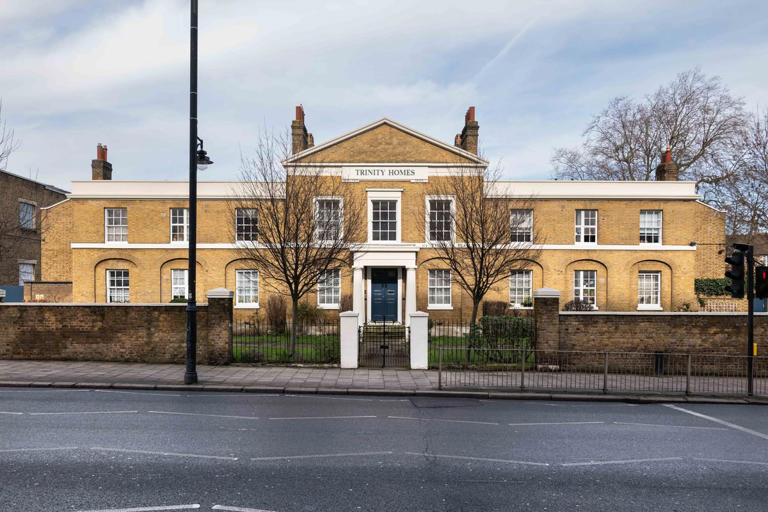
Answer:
291 105 314 154
454 106 479 154
92 143 113 180
655 145 679 181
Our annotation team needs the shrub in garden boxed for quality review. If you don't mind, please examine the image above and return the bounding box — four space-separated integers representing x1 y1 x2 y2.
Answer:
478 316 535 349
266 295 287 332
482 301 508 317
563 299 594 311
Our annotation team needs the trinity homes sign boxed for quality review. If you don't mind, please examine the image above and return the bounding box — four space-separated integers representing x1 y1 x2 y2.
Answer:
341 166 429 182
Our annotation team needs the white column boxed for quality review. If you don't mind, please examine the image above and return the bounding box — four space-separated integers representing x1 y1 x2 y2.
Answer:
405 267 416 326
409 311 429 370
353 267 364 326
340 311 359 369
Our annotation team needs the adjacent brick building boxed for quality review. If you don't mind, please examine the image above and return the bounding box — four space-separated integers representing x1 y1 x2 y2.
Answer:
41 108 726 320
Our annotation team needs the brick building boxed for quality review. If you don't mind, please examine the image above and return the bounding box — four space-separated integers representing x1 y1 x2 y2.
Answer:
41 108 726 320
0 170 68 295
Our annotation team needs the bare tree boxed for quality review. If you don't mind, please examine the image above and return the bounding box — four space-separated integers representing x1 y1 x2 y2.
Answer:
232 131 365 356
552 69 745 185
0 101 19 171
419 165 541 329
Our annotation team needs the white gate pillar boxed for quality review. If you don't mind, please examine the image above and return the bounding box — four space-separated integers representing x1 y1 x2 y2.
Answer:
340 311 359 369
409 311 429 370
353 267 364 326
405 267 416 326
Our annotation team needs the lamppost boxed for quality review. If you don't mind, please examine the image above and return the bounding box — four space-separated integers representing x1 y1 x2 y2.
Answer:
185 0 214 385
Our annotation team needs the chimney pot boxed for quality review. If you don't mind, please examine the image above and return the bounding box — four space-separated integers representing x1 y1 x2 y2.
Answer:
92 143 113 180
291 105 310 154
458 106 479 154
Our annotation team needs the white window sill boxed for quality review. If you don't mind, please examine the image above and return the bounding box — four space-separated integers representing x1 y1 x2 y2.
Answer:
509 305 533 310
104 242 129 246
574 242 598 247
639 243 662 247
637 305 663 311
235 304 259 309
428 304 453 310
318 304 339 310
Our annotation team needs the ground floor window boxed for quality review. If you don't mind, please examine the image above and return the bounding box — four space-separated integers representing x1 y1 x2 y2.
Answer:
107 269 130 303
171 269 188 300
18 263 35 286
236 269 259 306
428 269 451 307
638 271 661 308
509 270 532 308
318 269 341 307
573 270 596 307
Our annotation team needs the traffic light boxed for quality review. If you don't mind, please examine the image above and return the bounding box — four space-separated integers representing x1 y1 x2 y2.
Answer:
757 266 768 300
725 249 745 298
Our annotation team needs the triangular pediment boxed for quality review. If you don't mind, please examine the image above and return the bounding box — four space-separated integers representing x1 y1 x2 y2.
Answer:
283 119 487 165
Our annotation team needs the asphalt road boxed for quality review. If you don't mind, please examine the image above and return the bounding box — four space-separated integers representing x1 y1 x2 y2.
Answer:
1 389 768 511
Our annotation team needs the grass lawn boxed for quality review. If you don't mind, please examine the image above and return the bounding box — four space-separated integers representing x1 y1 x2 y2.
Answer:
232 334 339 364
428 336 534 368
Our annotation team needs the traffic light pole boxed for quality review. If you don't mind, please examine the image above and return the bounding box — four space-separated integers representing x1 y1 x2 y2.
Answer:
746 245 754 396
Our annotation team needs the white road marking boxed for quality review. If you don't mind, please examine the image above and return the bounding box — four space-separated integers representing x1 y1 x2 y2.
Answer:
0 389 90 393
91 447 238 461
76 505 200 512
147 411 259 420
251 451 392 461
561 457 682 467
663 404 768 441
267 415 377 420
212 506 276 512
387 415 499 425
95 390 183 397
692 457 768 467
508 421 604 426
0 446 78 453
28 410 138 416
613 421 728 431
0 411 23 415
189 394 279 398
285 394 373 402
404 451 549 466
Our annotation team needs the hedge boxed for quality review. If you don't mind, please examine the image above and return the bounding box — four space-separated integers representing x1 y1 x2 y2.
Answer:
695 278 732 296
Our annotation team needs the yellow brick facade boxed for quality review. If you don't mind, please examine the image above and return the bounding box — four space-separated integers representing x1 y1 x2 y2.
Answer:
41 117 725 322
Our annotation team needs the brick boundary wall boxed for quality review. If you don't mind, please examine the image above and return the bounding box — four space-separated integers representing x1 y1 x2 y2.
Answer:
0 289 233 364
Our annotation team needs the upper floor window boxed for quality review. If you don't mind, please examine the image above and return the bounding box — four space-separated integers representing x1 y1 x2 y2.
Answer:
371 199 397 241
509 270 533 308
575 209 597 244
638 271 661 309
317 269 341 308
510 209 533 243
19 263 35 286
315 198 342 241
428 269 452 308
105 208 127 242
19 201 35 230
236 269 259 306
171 269 188 300
236 208 258 242
574 269 596 307
106 269 130 303
170 208 189 242
639 210 662 244
427 198 453 242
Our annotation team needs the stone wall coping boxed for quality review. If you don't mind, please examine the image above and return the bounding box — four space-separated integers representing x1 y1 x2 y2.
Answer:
0 302 207 307
533 288 561 298
560 311 768 317
410 311 429 317
206 287 234 299
339 311 359 317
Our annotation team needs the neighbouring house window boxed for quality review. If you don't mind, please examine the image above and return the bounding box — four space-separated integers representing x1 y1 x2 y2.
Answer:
638 271 661 308
106 269 130 303
573 270 596 306
428 269 451 307
510 209 533 243
171 269 188 300
236 208 258 242
575 209 597 244
639 210 662 244
371 200 397 241
105 208 127 242
317 269 341 307
428 198 453 242
509 270 533 307
236 269 259 306
18 263 35 286
315 198 342 241
170 208 189 242
19 202 35 230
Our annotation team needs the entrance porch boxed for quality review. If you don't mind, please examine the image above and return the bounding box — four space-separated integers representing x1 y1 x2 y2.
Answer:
351 246 418 326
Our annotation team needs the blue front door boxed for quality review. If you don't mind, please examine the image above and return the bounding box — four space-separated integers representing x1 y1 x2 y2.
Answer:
371 268 398 322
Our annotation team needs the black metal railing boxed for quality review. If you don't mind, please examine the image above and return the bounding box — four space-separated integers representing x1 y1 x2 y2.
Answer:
428 317 535 367
359 321 410 368
232 321 339 364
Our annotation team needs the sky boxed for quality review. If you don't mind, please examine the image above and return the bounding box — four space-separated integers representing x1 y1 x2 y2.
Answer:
1 0 767 190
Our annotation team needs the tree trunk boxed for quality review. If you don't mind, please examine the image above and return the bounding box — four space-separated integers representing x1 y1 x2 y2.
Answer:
466 299 481 362
289 298 298 358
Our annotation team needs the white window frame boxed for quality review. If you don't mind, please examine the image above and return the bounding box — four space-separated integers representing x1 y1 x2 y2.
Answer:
639 210 662 245
575 209 598 245
510 209 533 243
509 270 533 309
170 207 189 243
104 207 128 243
314 196 344 242
18 262 35 286
106 269 130 303
235 208 258 242
427 269 452 310
235 269 259 308
317 269 341 309
637 271 662 310
425 195 455 243
171 269 188 300
573 269 597 309
18 200 36 230
367 189 401 243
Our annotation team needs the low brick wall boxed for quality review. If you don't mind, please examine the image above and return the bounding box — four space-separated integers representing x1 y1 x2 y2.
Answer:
0 294 233 364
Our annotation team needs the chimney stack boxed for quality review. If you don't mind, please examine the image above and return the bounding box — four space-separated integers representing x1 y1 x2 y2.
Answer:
291 105 314 154
91 143 113 180
655 145 679 181
454 106 479 154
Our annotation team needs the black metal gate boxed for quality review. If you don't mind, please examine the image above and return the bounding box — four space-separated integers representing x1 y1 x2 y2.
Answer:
358 321 410 368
